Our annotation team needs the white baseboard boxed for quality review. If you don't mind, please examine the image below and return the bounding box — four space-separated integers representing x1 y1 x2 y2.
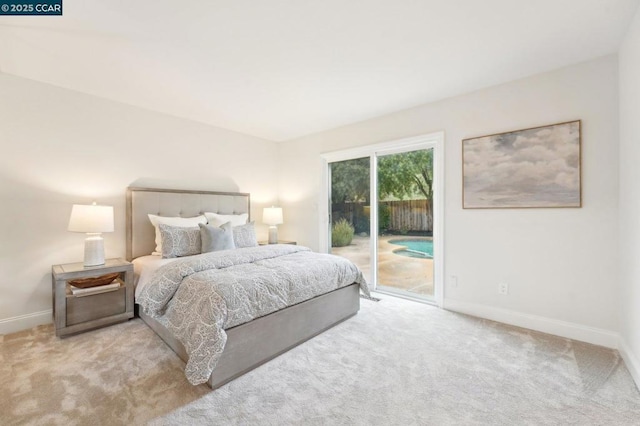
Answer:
619 338 640 390
443 299 620 349
0 310 52 336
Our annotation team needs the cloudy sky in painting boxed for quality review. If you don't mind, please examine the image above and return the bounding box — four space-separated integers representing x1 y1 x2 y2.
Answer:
463 121 580 207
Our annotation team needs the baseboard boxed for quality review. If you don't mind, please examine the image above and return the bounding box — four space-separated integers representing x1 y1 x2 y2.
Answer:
619 338 640 390
443 299 619 349
0 310 52 336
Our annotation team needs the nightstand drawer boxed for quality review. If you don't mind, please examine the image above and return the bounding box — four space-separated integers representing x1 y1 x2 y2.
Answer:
66 286 126 326
53 258 134 337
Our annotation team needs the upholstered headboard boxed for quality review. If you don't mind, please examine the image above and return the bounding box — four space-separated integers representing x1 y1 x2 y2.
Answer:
126 187 251 260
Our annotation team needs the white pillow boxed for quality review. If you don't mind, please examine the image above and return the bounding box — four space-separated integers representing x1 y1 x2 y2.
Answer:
148 214 207 254
204 212 248 228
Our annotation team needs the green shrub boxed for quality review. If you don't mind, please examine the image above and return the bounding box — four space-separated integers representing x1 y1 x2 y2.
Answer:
331 219 355 247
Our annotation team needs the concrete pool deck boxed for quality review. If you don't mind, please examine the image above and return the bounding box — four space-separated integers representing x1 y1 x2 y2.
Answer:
331 235 434 297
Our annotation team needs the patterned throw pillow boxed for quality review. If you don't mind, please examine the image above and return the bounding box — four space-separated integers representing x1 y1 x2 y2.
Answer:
199 222 236 253
148 214 207 254
159 224 202 258
233 222 258 248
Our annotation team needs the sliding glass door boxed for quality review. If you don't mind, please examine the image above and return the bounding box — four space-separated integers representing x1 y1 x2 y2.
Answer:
328 157 372 283
324 134 443 305
376 149 434 298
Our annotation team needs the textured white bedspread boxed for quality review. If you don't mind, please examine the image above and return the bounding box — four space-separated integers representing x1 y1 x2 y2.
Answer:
132 255 177 298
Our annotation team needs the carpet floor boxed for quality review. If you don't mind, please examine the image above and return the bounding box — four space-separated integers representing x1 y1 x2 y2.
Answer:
1 295 639 425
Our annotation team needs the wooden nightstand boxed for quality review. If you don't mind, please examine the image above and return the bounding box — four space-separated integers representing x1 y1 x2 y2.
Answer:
258 240 297 245
52 258 134 337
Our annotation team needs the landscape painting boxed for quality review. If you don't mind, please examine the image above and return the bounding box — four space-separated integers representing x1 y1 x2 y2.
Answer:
463 120 581 209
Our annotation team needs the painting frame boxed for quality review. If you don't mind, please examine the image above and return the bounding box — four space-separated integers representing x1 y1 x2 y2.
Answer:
462 120 582 209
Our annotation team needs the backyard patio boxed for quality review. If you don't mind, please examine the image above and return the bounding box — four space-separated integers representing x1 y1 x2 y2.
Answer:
331 235 434 297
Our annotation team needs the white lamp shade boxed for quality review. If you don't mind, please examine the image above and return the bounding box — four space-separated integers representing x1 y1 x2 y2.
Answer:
262 207 283 225
68 204 114 233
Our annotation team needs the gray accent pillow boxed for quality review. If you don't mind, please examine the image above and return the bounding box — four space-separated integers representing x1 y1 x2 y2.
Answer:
159 224 202 259
233 222 258 248
199 222 236 253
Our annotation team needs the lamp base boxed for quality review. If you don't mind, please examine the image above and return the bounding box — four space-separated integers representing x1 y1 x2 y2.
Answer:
84 234 105 267
268 226 278 244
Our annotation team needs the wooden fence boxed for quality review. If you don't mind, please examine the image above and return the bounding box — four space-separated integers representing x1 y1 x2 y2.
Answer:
332 199 431 232
386 199 431 232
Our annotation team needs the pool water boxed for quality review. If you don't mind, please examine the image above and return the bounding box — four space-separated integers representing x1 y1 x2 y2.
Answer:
389 239 433 258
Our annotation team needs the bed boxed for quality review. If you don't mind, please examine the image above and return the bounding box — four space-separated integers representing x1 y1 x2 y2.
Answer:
126 187 366 389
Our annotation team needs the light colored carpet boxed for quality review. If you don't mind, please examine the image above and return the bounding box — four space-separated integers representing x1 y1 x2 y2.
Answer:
2 295 639 425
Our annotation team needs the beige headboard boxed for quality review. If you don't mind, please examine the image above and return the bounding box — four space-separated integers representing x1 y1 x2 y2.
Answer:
126 187 251 260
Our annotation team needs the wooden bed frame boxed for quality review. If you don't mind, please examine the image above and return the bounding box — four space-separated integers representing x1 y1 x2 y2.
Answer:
126 187 360 389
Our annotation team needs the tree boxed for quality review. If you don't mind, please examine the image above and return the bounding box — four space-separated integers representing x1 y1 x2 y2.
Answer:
378 149 433 231
378 149 433 200
330 158 369 203
330 149 434 232
330 158 370 232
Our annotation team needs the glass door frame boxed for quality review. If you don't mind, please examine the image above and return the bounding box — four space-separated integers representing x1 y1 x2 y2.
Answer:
320 132 445 307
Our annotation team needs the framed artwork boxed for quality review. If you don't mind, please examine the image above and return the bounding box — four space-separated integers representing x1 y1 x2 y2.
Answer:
462 120 581 209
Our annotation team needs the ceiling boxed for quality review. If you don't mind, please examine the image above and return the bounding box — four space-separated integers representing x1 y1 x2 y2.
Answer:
0 0 638 141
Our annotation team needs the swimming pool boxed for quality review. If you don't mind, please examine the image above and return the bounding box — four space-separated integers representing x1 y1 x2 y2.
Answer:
389 239 433 258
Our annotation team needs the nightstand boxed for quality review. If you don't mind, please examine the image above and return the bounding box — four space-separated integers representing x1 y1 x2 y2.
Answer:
258 240 297 245
52 258 134 337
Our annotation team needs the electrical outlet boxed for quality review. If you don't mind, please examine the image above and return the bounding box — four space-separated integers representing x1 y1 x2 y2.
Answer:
498 283 509 295
450 275 458 288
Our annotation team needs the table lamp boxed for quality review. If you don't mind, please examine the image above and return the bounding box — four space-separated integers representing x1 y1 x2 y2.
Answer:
262 207 283 244
68 202 114 266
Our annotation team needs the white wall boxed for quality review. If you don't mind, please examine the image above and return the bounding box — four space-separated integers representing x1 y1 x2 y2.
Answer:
619 6 640 385
0 52 628 356
0 74 279 334
278 56 620 346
